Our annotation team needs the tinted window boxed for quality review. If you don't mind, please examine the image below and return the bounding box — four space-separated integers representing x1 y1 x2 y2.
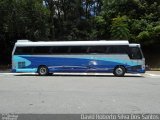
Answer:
33 46 51 54
14 47 33 55
88 46 107 54
14 45 130 55
130 47 142 59
106 46 129 54
69 46 88 54
51 46 69 54
15 46 52 55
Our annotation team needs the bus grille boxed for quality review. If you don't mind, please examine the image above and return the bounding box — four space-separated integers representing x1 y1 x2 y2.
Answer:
18 62 25 68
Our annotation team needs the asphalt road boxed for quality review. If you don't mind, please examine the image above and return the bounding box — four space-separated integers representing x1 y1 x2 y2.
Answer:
0 72 160 114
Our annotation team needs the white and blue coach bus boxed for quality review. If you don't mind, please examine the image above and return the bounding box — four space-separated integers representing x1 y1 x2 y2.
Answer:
12 40 145 76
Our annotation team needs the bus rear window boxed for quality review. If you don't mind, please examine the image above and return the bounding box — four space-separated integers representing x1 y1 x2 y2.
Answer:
14 47 33 55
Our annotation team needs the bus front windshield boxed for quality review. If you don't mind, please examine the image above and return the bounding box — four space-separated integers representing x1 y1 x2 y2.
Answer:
130 47 143 60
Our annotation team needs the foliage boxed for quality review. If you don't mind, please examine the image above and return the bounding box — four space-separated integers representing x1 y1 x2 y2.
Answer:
111 16 130 40
0 0 160 64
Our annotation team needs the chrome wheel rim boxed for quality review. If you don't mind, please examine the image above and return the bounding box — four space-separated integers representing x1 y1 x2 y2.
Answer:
40 67 47 75
115 68 123 75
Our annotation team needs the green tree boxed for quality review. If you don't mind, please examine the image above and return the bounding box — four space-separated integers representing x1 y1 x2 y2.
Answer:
0 0 49 64
111 16 130 40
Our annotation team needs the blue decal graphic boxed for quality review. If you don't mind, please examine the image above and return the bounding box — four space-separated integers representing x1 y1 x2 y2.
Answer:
12 55 143 73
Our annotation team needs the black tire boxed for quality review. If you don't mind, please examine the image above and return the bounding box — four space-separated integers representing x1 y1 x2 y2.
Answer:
113 66 126 77
38 66 49 76
48 73 53 76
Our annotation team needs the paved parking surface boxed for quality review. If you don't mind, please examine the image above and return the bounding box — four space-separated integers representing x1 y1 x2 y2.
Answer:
0 72 160 114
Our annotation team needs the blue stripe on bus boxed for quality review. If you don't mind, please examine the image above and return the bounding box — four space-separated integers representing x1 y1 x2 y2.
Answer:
13 55 144 73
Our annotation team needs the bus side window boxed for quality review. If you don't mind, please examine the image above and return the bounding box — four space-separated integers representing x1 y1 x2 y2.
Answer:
69 46 88 54
107 46 115 54
33 46 51 55
106 46 110 54
14 47 33 55
51 46 69 54
106 45 129 54
88 46 107 54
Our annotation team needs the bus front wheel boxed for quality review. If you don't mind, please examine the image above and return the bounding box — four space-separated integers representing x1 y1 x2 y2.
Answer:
113 66 126 77
38 66 49 76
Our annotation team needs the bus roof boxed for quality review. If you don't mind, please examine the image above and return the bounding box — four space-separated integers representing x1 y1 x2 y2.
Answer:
129 44 141 47
15 40 129 46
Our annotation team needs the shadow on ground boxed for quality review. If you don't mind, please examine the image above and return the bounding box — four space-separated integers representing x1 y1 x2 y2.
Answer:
14 74 143 78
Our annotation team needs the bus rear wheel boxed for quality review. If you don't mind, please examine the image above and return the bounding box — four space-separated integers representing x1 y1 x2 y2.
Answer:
113 66 126 77
38 66 49 76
